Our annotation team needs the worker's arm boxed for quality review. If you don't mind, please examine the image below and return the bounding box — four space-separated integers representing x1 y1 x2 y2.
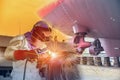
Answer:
4 35 37 61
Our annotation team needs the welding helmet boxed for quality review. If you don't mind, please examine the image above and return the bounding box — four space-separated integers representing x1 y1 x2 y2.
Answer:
31 21 52 42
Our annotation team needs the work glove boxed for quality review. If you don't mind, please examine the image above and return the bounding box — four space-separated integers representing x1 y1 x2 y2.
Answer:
14 50 38 61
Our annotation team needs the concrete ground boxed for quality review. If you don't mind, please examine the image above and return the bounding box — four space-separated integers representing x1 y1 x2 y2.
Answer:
0 65 120 80
78 65 120 80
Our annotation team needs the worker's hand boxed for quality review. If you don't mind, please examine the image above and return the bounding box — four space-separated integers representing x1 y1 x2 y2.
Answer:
25 50 38 59
25 50 38 62
14 50 38 61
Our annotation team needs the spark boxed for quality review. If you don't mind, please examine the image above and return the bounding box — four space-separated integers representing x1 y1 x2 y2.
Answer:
48 50 58 59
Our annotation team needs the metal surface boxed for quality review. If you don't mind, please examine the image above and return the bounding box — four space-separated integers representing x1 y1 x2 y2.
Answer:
42 0 120 56
43 0 120 39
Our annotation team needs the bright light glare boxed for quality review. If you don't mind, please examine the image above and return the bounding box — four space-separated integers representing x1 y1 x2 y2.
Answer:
48 51 57 58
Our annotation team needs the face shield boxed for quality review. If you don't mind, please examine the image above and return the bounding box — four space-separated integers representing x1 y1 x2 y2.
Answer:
31 21 52 42
32 31 52 42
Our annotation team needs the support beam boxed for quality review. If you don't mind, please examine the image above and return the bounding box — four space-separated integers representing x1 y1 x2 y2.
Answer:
81 57 87 65
113 57 120 67
103 57 111 67
94 57 102 66
87 57 94 65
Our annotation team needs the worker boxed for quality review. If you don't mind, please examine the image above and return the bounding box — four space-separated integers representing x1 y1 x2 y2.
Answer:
4 21 52 80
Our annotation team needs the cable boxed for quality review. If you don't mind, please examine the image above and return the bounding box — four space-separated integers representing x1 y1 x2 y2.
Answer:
23 59 28 80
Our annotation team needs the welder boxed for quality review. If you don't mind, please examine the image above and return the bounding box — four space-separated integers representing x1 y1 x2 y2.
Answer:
4 21 52 80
